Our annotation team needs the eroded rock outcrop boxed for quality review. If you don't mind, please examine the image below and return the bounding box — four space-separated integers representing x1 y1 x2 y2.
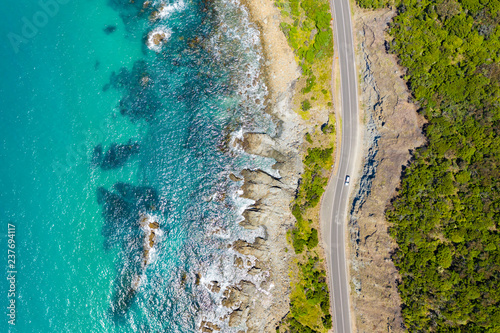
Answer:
348 7 425 333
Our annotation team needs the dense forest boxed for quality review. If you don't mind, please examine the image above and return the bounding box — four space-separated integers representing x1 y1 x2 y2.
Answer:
358 0 500 331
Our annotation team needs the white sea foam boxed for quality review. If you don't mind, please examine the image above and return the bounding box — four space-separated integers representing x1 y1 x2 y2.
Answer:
154 0 186 19
146 26 172 52
198 245 272 332
193 166 271 332
207 0 273 135
188 0 280 330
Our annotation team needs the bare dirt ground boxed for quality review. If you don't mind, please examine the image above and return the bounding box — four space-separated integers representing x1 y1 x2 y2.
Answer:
348 6 426 333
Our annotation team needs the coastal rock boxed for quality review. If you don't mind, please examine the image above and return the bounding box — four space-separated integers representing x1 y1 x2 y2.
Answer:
234 256 245 268
200 320 221 332
140 75 150 87
240 0 300 101
146 27 171 52
229 308 248 327
223 281 260 328
201 0 332 330
223 86 307 331
222 284 250 309
240 169 283 201
241 133 286 162
232 238 267 258
208 281 221 293
229 173 243 182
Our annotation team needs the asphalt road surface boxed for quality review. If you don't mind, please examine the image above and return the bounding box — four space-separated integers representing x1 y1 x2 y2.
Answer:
323 0 360 331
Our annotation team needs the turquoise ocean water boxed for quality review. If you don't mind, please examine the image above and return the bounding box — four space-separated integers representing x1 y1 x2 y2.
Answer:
0 0 275 331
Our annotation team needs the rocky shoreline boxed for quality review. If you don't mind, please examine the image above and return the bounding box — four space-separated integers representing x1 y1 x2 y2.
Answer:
220 2 304 330
197 0 331 331
195 0 340 330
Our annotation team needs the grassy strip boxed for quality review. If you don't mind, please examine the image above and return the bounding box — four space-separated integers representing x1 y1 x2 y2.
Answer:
275 0 334 116
274 0 336 331
273 0 336 330
279 117 335 333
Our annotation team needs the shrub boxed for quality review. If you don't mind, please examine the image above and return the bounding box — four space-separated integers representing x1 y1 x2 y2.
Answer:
307 228 319 249
302 99 312 111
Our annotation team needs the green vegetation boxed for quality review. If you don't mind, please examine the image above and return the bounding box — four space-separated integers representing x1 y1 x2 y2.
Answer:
279 115 335 332
289 144 333 255
302 99 312 111
287 256 333 332
296 147 333 210
359 0 500 330
275 0 334 112
305 132 314 143
357 0 387 9
276 0 333 66
273 0 336 330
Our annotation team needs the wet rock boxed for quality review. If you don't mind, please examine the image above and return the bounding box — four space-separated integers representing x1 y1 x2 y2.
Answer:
231 238 267 258
229 309 245 327
248 267 262 275
152 32 166 45
207 281 221 293
148 231 155 248
97 183 164 316
140 75 150 87
234 256 244 268
147 27 171 52
181 272 187 286
229 173 243 182
242 133 286 162
199 320 221 332
239 169 282 201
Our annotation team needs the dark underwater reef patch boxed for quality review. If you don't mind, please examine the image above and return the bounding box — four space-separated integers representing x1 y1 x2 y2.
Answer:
109 267 141 317
97 183 161 249
107 0 154 30
103 60 161 122
92 140 140 170
104 0 238 125
103 25 117 35
95 0 268 326
97 183 166 316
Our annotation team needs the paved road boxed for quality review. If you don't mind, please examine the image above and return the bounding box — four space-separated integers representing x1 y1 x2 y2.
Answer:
322 0 360 332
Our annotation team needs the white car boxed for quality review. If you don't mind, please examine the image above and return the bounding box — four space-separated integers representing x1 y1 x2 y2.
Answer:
344 175 350 186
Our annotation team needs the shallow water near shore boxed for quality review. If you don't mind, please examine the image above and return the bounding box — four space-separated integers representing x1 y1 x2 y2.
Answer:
0 0 273 331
